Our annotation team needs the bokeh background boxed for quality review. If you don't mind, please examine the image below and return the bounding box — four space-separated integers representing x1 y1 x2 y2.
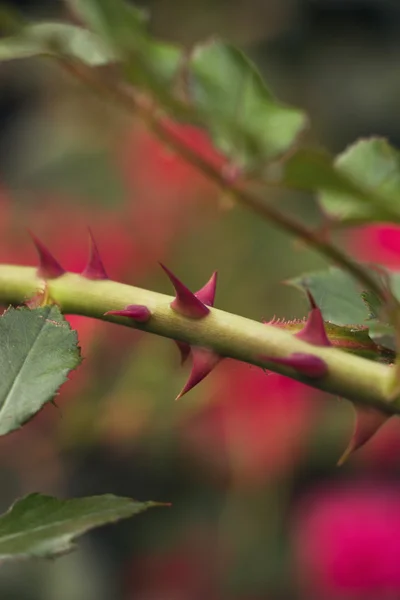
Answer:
1 0 400 598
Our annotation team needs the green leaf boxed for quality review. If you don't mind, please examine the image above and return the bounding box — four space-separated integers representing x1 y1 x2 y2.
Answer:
318 138 400 224
0 493 163 560
188 40 307 168
361 289 383 321
0 306 81 436
68 0 148 53
68 0 182 89
0 22 115 65
367 321 396 353
287 267 370 325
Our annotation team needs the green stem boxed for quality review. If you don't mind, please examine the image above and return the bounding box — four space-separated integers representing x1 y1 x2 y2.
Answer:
0 264 396 413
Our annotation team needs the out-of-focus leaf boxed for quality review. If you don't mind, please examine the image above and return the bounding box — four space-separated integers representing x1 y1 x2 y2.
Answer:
68 0 148 52
367 321 396 352
287 267 370 325
0 493 163 560
0 306 81 436
361 289 383 320
188 40 307 168
318 138 400 223
0 22 115 65
68 0 182 89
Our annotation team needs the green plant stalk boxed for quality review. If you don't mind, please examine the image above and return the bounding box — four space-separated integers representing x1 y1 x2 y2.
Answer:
0 264 397 413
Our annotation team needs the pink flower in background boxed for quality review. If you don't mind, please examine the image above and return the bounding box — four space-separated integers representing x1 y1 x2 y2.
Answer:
293 483 400 599
348 224 400 268
181 360 317 486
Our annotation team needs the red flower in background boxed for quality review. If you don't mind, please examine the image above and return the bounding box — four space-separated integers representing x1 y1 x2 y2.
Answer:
293 482 400 599
348 224 400 269
347 223 400 466
181 360 317 486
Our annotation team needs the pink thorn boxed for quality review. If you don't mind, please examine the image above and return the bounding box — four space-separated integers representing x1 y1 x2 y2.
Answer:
261 352 328 378
174 340 191 365
29 231 65 279
105 304 151 323
160 263 210 319
176 348 221 400
337 406 389 466
82 228 108 280
195 271 218 307
295 290 331 347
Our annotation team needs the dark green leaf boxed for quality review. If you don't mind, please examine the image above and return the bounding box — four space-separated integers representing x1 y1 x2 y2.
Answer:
0 493 163 560
287 267 370 325
0 306 81 435
188 40 307 168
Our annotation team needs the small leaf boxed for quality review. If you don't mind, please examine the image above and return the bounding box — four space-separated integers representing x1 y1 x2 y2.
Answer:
0 306 81 435
0 493 163 560
68 0 147 52
68 0 182 90
319 138 400 224
367 321 396 353
338 405 389 465
287 267 372 325
188 40 307 168
361 289 383 320
0 22 115 65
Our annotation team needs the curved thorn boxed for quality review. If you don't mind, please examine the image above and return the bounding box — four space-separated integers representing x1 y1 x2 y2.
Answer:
176 348 221 400
261 352 328 378
160 263 210 319
29 231 65 279
295 290 331 347
174 340 191 365
82 228 108 280
105 304 151 323
337 405 389 466
195 271 218 307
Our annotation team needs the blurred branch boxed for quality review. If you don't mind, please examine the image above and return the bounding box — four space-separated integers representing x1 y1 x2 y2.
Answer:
58 57 392 309
0 264 396 413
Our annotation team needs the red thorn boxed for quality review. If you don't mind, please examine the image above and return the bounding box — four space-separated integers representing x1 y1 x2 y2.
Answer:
261 352 328 378
160 263 210 319
296 291 331 347
29 231 65 279
176 348 221 400
195 271 218 307
82 228 108 280
337 405 389 466
105 305 151 323
174 340 191 365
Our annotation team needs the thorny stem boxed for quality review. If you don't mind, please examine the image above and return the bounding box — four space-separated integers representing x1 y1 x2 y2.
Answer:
58 58 389 306
0 264 397 413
